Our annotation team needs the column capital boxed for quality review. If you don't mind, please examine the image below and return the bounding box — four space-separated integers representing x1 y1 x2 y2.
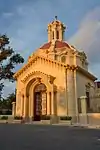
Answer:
66 65 78 71
80 96 87 99
12 102 16 105
48 75 55 84
22 94 24 97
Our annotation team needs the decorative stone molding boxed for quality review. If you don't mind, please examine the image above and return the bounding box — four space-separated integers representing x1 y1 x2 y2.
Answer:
36 77 41 83
13 54 77 79
85 82 91 88
78 66 97 81
78 51 87 60
21 71 51 83
66 65 78 70
48 75 55 84
13 53 96 81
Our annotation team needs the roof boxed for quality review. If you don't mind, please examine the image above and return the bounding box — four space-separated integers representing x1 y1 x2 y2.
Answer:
40 41 70 49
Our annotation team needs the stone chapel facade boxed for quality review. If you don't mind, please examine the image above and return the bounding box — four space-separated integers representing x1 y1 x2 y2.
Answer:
13 18 97 123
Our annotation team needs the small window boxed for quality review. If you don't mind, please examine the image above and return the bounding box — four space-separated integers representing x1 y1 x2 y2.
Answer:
61 56 66 63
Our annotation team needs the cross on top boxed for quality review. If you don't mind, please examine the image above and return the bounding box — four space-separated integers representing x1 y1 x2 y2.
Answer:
55 16 58 20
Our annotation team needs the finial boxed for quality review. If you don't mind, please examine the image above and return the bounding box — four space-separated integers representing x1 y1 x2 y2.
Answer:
55 16 57 20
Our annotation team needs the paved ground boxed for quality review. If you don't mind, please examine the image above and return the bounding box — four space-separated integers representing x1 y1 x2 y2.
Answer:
0 124 100 150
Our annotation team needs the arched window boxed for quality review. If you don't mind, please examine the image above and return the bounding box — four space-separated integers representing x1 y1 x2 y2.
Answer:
56 31 59 39
52 31 54 39
61 56 66 63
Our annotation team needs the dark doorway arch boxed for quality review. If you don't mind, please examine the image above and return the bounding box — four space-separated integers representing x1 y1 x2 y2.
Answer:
34 83 47 121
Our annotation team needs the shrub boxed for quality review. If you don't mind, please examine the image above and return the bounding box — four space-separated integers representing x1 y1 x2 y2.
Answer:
1 116 8 120
41 115 50 120
60 116 72 121
14 116 23 120
32 116 34 121
6 110 12 115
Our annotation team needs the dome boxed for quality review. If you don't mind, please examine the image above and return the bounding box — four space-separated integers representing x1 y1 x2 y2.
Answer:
40 41 70 49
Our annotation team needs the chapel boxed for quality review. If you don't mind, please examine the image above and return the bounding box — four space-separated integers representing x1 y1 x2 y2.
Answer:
13 17 97 123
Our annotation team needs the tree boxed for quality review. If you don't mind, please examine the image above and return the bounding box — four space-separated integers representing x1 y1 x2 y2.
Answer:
4 92 16 110
0 35 24 99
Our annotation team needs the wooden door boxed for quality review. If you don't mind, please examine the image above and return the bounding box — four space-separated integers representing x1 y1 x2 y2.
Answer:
34 92 42 121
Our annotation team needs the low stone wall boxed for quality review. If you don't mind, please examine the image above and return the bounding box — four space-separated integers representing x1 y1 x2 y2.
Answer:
87 113 100 125
79 113 100 125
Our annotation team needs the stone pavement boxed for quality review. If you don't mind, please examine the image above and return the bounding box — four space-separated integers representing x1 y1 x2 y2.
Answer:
71 123 100 129
1 119 100 129
25 121 100 129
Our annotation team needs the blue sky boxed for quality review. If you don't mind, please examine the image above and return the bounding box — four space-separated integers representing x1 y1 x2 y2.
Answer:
0 0 100 97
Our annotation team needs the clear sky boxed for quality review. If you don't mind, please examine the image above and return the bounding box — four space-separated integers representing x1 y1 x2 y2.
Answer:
0 0 100 97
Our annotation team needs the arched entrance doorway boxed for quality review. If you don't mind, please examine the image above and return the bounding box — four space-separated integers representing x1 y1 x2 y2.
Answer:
34 83 47 121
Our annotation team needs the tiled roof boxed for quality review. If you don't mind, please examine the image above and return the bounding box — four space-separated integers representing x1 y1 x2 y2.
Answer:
40 41 70 49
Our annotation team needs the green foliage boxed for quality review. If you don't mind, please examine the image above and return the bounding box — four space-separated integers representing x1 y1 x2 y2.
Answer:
41 115 50 120
0 34 24 99
0 92 16 110
0 116 8 120
14 116 23 120
60 116 72 120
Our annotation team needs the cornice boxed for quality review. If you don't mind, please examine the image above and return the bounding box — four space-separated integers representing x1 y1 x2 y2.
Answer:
13 54 77 79
77 66 97 81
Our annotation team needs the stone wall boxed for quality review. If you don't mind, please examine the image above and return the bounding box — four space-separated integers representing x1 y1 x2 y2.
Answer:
79 113 100 125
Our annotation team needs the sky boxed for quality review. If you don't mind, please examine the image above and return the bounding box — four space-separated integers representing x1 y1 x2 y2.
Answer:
0 0 100 97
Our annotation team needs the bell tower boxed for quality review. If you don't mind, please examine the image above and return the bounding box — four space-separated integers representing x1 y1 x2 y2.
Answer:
47 16 66 42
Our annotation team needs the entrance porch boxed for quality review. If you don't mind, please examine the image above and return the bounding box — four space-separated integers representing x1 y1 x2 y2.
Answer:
18 72 57 122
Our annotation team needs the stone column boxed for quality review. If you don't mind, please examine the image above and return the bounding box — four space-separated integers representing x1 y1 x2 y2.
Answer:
23 94 27 117
74 69 79 123
24 95 29 121
29 95 33 122
80 96 87 114
67 68 76 120
29 95 31 117
80 96 88 124
21 95 24 117
47 92 50 115
48 30 51 42
65 69 68 115
12 102 16 117
50 86 58 124
31 94 34 118
51 87 54 115
59 29 63 41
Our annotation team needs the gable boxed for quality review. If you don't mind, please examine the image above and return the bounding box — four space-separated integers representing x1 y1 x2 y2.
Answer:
14 54 67 80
